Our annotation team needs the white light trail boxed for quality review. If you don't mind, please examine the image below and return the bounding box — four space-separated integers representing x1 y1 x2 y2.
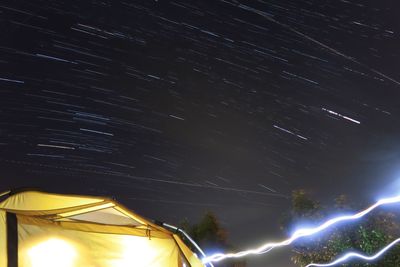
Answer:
305 238 400 267
0 77 25 84
37 144 75 150
169 114 185 121
322 108 361 124
273 125 308 140
203 194 400 263
258 184 277 193
80 128 114 136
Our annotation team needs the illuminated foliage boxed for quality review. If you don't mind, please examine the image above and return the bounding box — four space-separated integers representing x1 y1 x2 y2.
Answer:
285 190 400 267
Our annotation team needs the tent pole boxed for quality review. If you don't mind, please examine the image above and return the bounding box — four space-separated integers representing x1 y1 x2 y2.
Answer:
159 222 214 267
6 213 18 267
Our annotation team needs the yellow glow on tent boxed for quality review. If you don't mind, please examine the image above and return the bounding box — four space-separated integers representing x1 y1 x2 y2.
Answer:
109 236 158 267
28 238 77 267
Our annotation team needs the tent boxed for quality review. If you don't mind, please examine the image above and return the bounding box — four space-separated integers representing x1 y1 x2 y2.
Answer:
0 190 205 267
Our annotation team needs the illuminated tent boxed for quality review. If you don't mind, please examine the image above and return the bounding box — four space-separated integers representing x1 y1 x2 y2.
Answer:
0 190 204 267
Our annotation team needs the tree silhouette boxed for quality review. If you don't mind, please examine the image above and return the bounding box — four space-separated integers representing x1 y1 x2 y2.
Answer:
180 211 246 267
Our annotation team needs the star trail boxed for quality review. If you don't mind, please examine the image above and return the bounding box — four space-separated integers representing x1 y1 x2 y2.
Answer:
1 1 400 266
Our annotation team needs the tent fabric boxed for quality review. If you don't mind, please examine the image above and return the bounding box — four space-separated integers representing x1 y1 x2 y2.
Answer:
173 234 204 267
0 211 6 267
64 207 141 226
18 221 179 267
0 191 105 212
0 190 205 267
17 215 171 239
0 191 167 232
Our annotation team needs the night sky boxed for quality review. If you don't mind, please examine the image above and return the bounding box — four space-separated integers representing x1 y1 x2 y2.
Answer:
1 0 400 266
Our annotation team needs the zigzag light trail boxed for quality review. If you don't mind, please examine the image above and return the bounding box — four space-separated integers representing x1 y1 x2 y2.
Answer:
202 194 400 263
305 238 400 267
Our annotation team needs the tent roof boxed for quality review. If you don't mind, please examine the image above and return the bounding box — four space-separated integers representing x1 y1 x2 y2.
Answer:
0 190 168 233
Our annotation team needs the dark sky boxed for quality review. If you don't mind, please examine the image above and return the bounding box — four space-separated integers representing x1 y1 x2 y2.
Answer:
1 0 400 266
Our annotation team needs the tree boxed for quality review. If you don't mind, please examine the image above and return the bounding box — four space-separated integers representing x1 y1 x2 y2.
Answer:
180 211 246 267
284 190 400 267
190 211 228 248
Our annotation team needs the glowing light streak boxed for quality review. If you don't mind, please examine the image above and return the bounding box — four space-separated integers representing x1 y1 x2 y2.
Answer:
273 125 308 140
37 144 75 150
322 108 361 124
305 238 400 267
0 191 10 198
203 194 400 263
